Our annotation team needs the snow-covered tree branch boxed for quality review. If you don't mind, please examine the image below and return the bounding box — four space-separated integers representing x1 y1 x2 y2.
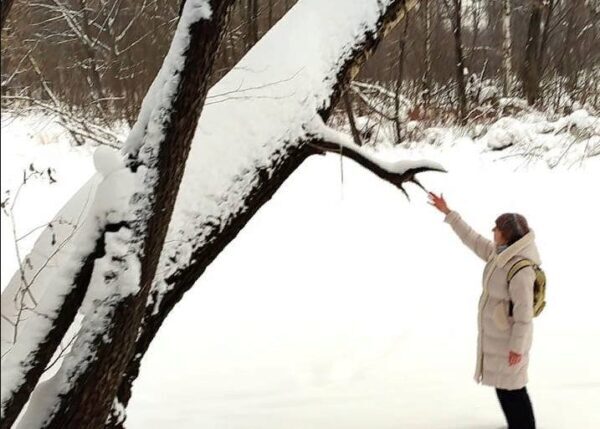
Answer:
307 117 445 198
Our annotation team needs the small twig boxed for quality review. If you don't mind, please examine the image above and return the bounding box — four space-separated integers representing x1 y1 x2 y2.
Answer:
44 334 78 372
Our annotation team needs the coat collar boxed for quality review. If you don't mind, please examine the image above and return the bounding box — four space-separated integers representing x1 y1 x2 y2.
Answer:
496 230 536 267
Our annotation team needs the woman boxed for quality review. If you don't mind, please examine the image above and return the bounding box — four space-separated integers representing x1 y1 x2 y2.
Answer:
428 192 538 429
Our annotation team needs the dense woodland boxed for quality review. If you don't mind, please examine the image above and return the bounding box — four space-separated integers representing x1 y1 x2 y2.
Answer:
2 0 599 128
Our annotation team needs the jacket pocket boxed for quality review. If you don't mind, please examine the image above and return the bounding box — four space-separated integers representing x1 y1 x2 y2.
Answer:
492 301 511 331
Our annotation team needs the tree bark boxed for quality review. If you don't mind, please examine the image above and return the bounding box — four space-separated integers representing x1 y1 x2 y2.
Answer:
468 0 481 65
1 0 14 30
501 0 512 97
252 0 259 42
523 0 544 105
538 0 556 79
78 0 108 109
246 0 259 48
394 5 410 143
451 0 467 124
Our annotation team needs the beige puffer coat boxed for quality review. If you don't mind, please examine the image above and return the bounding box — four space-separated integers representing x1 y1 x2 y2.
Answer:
445 211 540 390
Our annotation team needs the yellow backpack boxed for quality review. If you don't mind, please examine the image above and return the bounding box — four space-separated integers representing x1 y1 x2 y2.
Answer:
507 259 546 317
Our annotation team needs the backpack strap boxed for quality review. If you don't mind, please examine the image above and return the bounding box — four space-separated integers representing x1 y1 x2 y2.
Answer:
507 258 535 317
507 259 535 283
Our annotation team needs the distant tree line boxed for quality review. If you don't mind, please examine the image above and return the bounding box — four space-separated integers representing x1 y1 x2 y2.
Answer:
1 0 599 126
360 0 599 121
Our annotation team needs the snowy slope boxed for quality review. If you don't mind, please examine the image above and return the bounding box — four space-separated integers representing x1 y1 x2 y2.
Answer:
2 119 599 428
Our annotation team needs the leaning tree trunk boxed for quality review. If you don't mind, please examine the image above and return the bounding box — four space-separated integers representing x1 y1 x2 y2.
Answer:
538 0 555 81
106 1 423 426
1 1 234 428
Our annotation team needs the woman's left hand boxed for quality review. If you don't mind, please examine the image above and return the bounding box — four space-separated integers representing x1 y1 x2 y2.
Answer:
509 351 522 366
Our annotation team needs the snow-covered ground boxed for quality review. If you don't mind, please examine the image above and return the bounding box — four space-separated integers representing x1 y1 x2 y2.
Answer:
2 116 599 428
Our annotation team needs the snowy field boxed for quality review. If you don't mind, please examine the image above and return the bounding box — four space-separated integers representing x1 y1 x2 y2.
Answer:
2 116 599 428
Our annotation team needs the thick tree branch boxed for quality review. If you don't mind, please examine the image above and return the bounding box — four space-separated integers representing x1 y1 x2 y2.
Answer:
306 124 446 199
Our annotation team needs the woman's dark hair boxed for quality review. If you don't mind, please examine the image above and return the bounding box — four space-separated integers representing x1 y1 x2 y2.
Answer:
495 213 530 246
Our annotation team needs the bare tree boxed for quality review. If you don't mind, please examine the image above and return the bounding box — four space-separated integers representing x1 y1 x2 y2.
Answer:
2 0 180 123
501 0 512 96
522 0 556 105
394 4 410 142
442 0 468 123
468 0 482 65
246 0 259 47
268 0 274 27
4 0 600 121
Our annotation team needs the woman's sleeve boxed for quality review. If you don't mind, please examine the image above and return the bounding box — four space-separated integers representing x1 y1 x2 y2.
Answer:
508 268 535 354
444 211 495 262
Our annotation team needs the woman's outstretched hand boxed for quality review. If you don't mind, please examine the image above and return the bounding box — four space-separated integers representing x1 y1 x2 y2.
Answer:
428 192 451 215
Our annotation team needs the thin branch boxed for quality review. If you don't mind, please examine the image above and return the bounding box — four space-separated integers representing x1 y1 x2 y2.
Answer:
44 334 78 372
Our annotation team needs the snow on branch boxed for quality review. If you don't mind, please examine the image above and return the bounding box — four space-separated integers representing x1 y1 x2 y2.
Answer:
306 116 446 198
123 0 213 162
